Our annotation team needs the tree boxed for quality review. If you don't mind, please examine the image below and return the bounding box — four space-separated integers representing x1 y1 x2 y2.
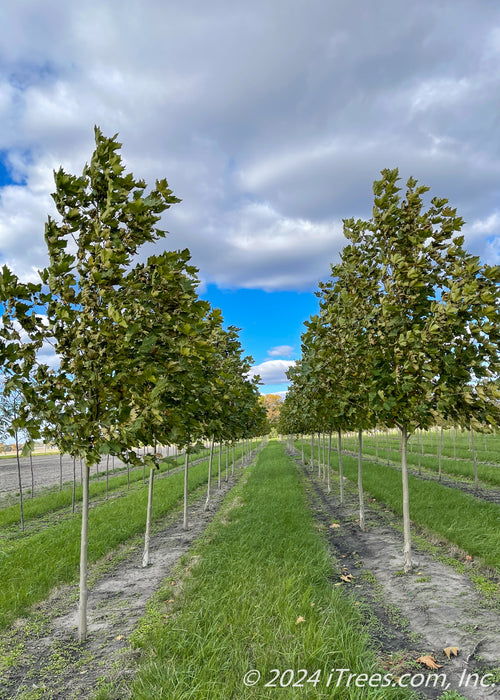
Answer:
344 169 500 570
1 128 182 640
260 393 283 431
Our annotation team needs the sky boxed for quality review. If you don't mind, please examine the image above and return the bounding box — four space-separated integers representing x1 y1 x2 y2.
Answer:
0 1 499 394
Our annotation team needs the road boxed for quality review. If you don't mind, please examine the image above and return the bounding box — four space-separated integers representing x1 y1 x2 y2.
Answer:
0 445 179 501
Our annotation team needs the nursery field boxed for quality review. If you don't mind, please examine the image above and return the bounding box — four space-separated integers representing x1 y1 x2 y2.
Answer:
344 428 500 489
1 439 499 699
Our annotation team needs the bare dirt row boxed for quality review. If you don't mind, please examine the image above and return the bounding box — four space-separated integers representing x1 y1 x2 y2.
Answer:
294 451 500 699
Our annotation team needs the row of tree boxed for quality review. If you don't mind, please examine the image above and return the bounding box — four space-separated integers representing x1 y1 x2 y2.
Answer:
279 168 500 571
0 128 267 640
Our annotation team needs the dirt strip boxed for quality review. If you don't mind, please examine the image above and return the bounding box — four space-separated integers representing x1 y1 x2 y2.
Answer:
0 455 255 700
295 452 500 700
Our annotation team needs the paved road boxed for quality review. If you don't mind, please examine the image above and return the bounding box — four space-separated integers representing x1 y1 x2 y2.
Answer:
0 446 179 501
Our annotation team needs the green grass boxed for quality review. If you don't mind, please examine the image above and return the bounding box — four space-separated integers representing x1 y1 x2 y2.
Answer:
299 441 500 572
0 446 248 632
359 443 500 487
118 441 412 700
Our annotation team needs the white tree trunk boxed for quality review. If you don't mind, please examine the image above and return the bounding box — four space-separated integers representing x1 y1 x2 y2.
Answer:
79 461 89 642
327 431 331 494
142 467 155 567
337 428 344 505
15 430 24 532
357 429 364 531
72 456 76 513
30 452 34 499
471 427 478 491
218 442 222 489
401 425 412 572
204 436 215 511
183 450 189 530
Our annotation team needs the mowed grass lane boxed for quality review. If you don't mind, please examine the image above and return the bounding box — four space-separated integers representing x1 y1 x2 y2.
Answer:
122 441 411 700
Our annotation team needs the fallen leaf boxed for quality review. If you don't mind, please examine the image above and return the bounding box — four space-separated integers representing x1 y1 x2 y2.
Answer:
465 555 472 562
168 598 174 603
115 635 124 641
340 574 354 583
443 647 460 659
417 572 423 576
310 603 315 607
296 616 306 624
416 656 442 670
330 523 340 529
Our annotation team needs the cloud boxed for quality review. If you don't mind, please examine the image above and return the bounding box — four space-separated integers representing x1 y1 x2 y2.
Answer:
248 359 295 385
268 345 294 358
0 0 499 291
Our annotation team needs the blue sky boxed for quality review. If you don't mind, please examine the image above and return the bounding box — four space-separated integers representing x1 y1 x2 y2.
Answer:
0 1 500 393
200 285 319 394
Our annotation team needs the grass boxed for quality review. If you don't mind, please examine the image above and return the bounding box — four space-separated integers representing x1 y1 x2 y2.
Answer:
111 441 413 700
0 445 248 632
360 443 500 487
298 441 500 572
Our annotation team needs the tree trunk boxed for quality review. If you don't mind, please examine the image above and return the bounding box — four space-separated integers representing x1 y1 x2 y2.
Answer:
30 451 34 498
418 429 422 476
142 467 155 567
318 433 322 479
357 429 364 531
232 442 235 475
183 450 189 530
59 453 63 491
301 434 304 465
79 461 89 642
218 442 222 489
327 431 332 494
338 428 344 505
204 436 215 512
375 430 378 462
437 426 442 481
15 430 24 532
310 434 314 472
322 433 326 481
106 454 110 500
401 425 412 572
225 444 229 482
72 457 76 513
471 427 478 491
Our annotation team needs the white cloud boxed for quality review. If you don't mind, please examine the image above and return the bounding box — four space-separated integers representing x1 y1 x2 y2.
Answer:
248 359 295 385
268 345 294 357
0 0 499 289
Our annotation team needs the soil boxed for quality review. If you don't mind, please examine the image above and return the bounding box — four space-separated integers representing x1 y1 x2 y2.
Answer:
295 452 500 700
0 459 250 700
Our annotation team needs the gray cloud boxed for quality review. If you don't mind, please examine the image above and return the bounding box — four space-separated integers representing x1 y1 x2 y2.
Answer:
0 0 499 288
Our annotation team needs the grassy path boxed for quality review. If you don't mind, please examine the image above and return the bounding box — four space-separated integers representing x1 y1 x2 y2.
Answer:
118 441 411 700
